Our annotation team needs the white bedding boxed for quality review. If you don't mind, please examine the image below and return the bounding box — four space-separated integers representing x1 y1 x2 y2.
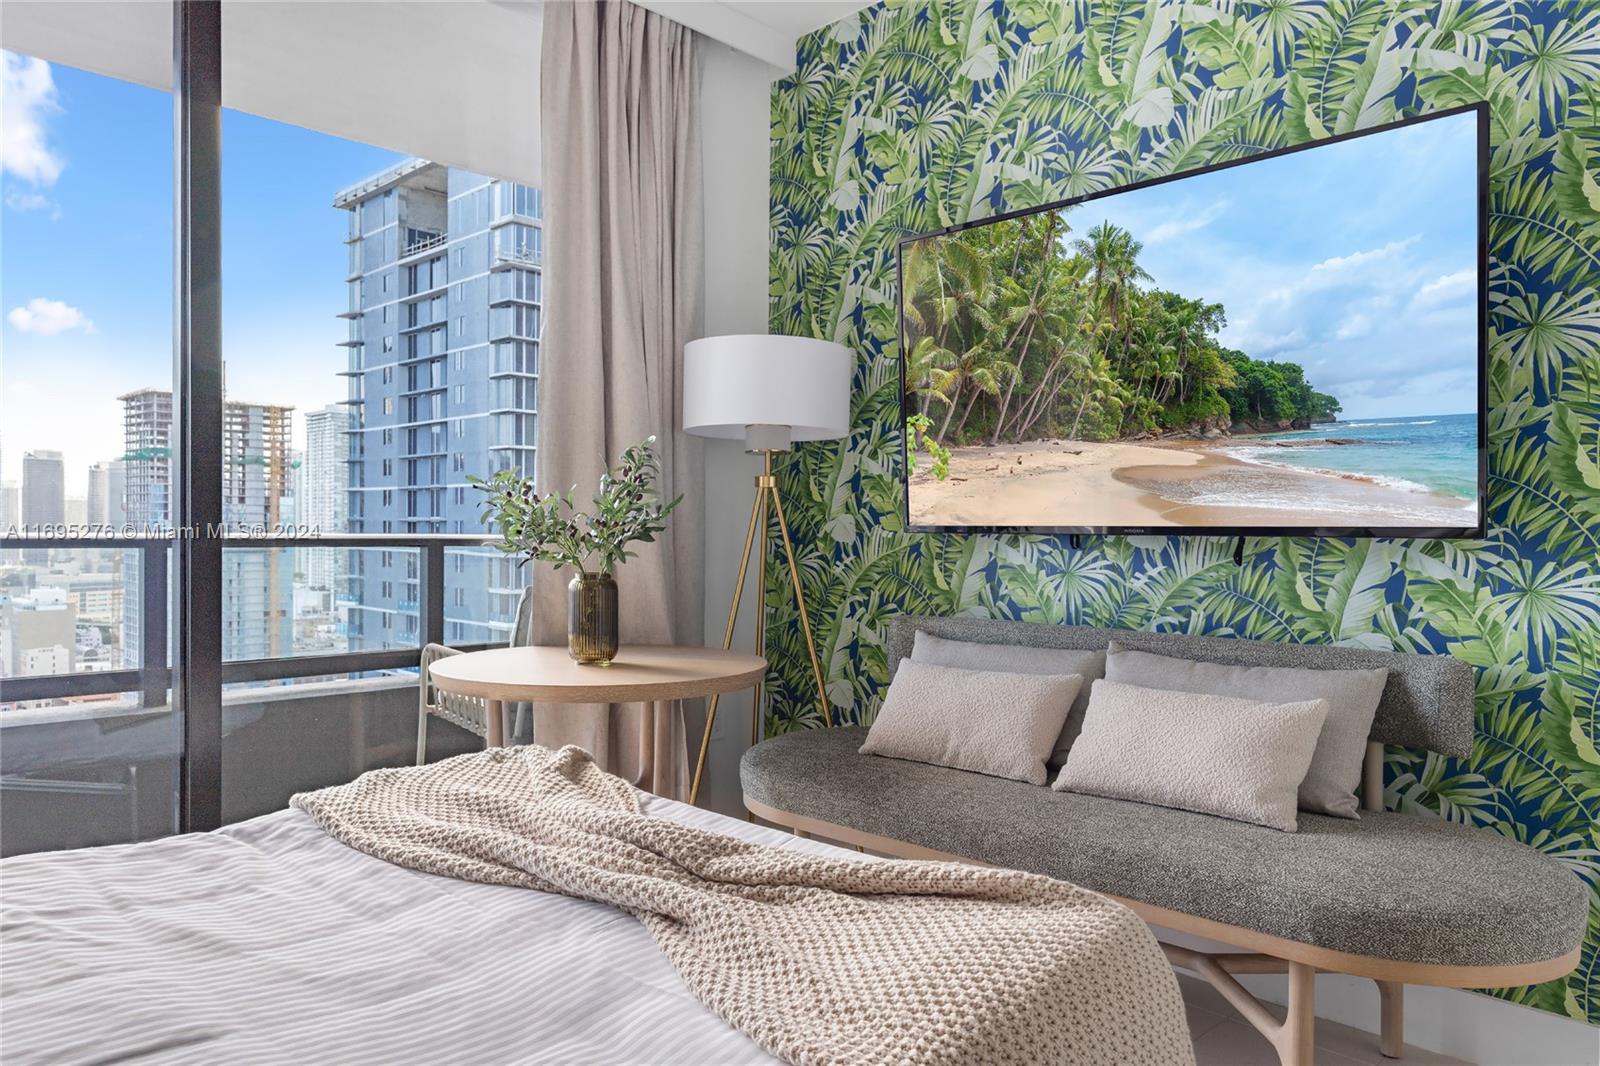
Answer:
1 795 850 1065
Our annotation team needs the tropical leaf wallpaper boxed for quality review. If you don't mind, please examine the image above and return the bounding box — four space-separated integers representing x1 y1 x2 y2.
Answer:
764 0 1600 1022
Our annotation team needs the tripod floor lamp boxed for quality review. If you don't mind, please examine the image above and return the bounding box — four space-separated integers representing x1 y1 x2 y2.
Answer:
683 334 852 806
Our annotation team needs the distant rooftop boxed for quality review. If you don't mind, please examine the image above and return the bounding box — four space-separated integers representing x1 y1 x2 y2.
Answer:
117 388 172 402
333 158 445 209
118 386 293 413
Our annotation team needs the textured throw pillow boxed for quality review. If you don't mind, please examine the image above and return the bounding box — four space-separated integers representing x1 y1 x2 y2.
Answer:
860 660 1083 785
1054 680 1328 832
1104 643 1388 819
911 631 1106 767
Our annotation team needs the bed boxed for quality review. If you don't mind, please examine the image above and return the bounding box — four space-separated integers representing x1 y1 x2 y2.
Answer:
2 745 1194 1066
2 794 794 1065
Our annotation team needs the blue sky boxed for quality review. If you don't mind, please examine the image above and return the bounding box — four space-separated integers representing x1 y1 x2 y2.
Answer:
1067 109 1480 421
2 53 404 495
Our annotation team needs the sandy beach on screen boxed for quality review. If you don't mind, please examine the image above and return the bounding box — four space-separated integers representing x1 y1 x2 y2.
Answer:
907 439 1475 529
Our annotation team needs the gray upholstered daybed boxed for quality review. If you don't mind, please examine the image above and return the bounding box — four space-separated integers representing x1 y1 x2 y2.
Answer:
741 615 1588 1066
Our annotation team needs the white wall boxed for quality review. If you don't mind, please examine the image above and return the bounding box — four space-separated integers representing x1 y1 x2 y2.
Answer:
692 39 782 818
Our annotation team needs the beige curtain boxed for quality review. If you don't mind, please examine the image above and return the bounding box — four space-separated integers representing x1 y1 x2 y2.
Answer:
532 0 704 799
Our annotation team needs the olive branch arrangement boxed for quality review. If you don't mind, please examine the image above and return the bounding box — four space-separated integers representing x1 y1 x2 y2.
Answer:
469 436 682 577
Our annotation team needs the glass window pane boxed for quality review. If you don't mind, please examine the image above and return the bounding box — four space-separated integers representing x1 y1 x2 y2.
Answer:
0 49 179 855
214 11 542 818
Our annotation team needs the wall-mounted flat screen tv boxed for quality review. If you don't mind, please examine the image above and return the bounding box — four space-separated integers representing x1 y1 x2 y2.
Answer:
899 103 1486 539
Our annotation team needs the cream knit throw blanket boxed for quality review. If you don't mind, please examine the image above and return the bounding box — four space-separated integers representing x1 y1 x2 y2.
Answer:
292 745 1194 1066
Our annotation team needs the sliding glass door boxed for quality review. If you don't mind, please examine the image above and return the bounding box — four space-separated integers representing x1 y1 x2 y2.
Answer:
0 1 543 852
0 14 185 852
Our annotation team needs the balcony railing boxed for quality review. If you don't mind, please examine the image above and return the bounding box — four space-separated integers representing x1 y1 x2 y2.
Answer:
0 534 500 705
401 231 447 258
493 246 541 266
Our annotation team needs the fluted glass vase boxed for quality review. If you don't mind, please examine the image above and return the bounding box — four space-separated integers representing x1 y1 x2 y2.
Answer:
567 572 619 665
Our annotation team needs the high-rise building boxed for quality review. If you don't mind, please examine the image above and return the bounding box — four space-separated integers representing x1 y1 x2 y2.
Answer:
86 460 127 529
334 160 541 651
119 389 173 533
223 397 295 661
86 464 109 527
300 405 348 591
118 389 293 530
0 481 19 564
117 389 295 663
21 450 65 565
21 450 64 527
117 389 174 670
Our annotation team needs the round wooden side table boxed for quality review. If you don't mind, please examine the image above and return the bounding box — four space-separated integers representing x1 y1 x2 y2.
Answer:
425 644 767 749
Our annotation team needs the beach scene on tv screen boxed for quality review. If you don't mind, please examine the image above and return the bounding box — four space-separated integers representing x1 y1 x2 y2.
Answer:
902 110 1480 531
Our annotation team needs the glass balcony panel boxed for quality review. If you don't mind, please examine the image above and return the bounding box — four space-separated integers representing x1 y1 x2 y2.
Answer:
1 44 181 856
0 543 175 854
219 674 479 826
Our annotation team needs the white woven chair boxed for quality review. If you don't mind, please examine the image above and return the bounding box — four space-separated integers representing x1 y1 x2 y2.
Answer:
416 586 537 764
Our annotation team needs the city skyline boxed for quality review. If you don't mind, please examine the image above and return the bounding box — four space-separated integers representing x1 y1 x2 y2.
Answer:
2 52 406 496
4 46 545 683
3 46 543 693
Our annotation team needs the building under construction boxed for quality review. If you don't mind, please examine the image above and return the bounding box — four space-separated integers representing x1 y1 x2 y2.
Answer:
117 388 295 663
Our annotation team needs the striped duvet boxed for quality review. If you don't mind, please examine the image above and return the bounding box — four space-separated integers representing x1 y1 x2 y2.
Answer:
1 792 783 1063
2 746 1191 1065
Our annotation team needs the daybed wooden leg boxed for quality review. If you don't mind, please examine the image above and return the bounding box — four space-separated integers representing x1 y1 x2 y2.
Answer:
1280 962 1316 1066
1377 980 1404 1058
793 827 810 839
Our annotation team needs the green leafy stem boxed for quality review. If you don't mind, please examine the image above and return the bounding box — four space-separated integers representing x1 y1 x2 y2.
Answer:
470 436 682 577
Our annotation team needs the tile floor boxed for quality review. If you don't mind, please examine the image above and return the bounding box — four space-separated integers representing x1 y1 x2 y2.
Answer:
1178 974 1472 1066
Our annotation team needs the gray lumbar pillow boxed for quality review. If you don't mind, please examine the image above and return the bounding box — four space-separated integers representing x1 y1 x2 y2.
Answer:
911 630 1106 767
1104 643 1388 818
1055 680 1328 832
860 660 1083 785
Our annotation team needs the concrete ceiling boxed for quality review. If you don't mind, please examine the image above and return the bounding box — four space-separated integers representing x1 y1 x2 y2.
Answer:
724 1 875 39
633 1 875 70
2 1 543 183
0 0 873 182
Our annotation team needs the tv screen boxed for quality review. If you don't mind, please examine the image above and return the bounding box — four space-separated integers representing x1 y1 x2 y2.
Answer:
899 104 1486 538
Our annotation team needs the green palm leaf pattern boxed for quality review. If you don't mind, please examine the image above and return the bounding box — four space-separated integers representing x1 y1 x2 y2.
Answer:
767 0 1600 1022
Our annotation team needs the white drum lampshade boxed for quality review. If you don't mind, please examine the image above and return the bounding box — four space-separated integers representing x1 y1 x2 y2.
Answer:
683 335 851 451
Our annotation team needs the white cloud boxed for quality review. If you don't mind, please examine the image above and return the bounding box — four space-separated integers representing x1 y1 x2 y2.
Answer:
1410 268 1475 309
7 297 94 336
1334 312 1372 340
2 52 64 186
4 186 59 218
1143 199 1230 245
1222 320 1306 356
1307 236 1421 280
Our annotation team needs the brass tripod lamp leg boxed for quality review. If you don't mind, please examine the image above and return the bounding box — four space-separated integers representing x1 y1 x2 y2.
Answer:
751 461 771 748
686 450 832 807
689 478 765 808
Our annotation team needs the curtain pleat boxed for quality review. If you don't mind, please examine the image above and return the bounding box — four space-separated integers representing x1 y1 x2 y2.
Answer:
532 0 704 799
